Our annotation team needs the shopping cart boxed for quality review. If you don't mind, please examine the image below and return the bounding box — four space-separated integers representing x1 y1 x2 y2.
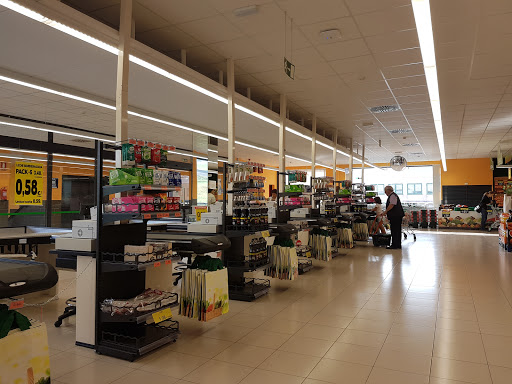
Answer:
402 209 417 241
488 205 502 231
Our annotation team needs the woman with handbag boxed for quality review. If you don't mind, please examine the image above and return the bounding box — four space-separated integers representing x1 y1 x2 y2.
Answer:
477 191 495 230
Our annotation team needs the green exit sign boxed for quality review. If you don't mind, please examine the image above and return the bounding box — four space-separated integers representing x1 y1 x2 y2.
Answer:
284 57 295 80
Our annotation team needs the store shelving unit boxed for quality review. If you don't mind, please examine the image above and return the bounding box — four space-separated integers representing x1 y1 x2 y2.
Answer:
221 163 271 301
94 142 182 362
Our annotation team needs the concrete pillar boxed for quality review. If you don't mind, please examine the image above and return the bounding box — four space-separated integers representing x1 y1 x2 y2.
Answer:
115 0 132 167
311 115 316 178
361 145 365 184
279 94 287 192
218 70 224 85
333 131 337 182
349 139 353 182
227 58 235 164
181 49 187 65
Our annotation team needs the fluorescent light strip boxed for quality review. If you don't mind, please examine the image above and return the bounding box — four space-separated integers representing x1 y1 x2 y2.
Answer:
286 155 311 164
411 0 447 171
0 75 115 110
0 154 115 168
285 127 313 141
236 105 279 127
0 147 116 163
207 149 218 153
235 141 279 155
317 141 334 150
127 111 227 141
129 56 227 104
0 121 116 143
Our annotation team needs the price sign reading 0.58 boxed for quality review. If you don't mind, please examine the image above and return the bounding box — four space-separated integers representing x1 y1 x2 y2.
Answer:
13 161 44 206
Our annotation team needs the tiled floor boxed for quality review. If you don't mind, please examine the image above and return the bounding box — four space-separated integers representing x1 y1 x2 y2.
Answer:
20 230 512 384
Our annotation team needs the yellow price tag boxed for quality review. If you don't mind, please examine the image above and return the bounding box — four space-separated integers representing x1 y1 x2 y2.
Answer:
152 307 172 323
261 230 270 237
195 206 208 221
12 161 44 205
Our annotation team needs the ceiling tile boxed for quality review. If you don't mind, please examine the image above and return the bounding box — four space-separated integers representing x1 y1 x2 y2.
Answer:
317 38 370 62
177 15 243 44
276 0 350 26
137 0 219 24
354 5 415 37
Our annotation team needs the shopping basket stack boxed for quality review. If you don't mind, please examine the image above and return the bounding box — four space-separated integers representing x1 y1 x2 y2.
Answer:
410 211 420 228
429 210 437 228
420 210 429 228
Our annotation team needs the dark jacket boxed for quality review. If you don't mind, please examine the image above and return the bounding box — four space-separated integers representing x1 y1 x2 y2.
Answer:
480 193 492 210
386 192 405 219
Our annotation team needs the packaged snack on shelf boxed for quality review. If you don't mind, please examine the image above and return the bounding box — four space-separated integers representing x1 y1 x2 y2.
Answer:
101 289 176 315
142 146 152 163
109 169 141 185
142 169 154 185
151 148 161 165
122 142 135 166
134 144 142 164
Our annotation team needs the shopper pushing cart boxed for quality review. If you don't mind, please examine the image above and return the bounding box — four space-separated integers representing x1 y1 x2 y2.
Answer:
379 186 405 250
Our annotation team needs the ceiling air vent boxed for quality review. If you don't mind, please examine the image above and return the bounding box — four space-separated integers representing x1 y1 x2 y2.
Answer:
402 143 420 147
71 138 91 143
389 129 412 134
370 105 401 113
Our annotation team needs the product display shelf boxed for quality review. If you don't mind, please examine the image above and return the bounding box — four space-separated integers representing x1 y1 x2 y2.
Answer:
298 258 313 274
100 252 175 272
281 191 305 197
100 293 179 324
228 277 270 301
104 184 181 195
222 163 272 301
226 257 270 271
99 321 180 362
94 142 180 362
103 211 182 224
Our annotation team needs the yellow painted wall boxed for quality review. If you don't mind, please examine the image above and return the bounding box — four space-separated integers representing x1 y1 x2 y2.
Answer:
440 158 493 186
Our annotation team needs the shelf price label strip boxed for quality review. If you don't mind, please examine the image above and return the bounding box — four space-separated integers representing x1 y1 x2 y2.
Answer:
152 307 172 324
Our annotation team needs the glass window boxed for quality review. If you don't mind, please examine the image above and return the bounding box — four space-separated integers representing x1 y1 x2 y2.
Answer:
375 184 385 194
407 183 423 195
391 183 403 195
427 183 433 195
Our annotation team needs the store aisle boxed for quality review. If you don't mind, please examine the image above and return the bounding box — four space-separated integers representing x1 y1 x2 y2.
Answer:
28 232 512 384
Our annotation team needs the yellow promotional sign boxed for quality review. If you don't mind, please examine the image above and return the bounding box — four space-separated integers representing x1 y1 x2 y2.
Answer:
195 206 208 222
13 162 44 205
152 307 172 324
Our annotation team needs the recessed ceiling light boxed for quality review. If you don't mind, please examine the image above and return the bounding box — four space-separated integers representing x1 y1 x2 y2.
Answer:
370 105 401 113
389 129 412 134
402 143 420 147
319 29 342 41
233 5 258 17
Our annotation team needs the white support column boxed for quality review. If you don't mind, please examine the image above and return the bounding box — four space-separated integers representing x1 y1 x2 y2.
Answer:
115 0 132 167
361 145 365 184
279 94 286 192
227 58 235 164
348 139 353 182
218 70 224 85
181 49 187 65
311 114 316 178
333 131 337 182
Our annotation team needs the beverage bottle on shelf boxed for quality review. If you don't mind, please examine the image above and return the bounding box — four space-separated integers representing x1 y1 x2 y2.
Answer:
241 206 248 229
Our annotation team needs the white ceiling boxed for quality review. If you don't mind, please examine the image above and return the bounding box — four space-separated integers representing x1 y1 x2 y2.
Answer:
1 0 511 166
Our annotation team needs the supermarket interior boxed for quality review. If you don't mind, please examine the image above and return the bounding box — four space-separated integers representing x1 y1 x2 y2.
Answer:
2 1 512 384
